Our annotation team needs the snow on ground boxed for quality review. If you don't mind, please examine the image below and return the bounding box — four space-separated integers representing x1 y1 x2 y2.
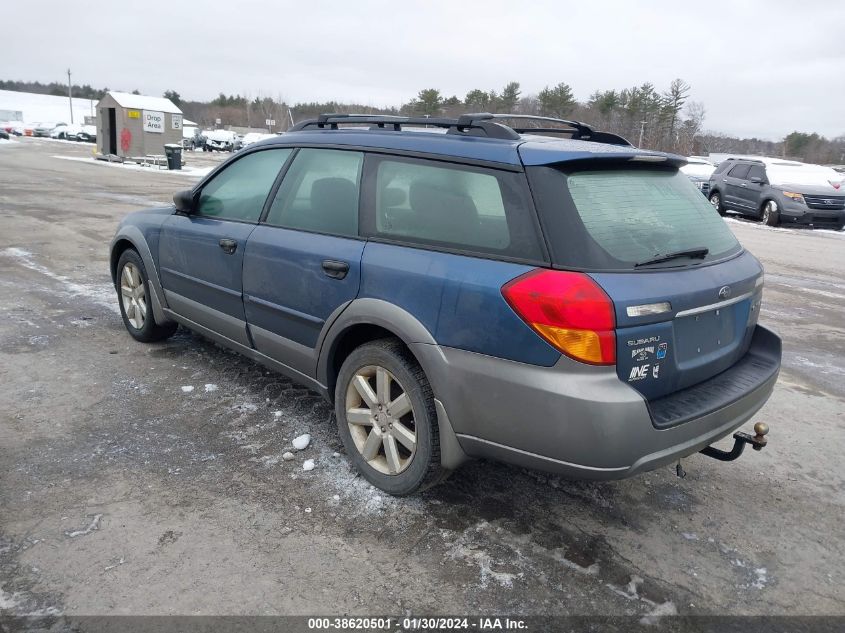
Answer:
725 216 845 238
50 154 213 178
0 247 118 314
0 89 96 126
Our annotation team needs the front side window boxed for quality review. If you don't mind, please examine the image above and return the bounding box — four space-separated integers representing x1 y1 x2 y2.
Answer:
197 148 292 222
266 148 363 237
370 157 543 260
747 165 766 181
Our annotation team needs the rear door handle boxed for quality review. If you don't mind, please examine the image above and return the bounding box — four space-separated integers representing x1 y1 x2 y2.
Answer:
219 238 238 254
322 259 349 279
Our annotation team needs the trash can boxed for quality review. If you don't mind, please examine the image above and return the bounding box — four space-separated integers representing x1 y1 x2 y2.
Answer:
164 144 182 170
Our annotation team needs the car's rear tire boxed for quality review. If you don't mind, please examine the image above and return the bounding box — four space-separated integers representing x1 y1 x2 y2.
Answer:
115 249 177 343
335 338 445 496
709 191 726 216
762 200 780 227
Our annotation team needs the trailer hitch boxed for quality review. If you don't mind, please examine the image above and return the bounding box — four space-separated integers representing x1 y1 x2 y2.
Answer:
700 422 769 462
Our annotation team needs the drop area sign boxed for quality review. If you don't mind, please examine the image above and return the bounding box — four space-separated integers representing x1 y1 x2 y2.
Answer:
143 110 165 133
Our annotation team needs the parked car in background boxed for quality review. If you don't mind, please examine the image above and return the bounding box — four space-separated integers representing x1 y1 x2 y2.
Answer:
708 157 845 230
680 157 716 196
203 129 240 152
110 113 780 495
182 126 205 150
76 124 97 143
2 122 24 136
50 124 79 140
240 132 276 150
33 122 64 137
0 129 9 140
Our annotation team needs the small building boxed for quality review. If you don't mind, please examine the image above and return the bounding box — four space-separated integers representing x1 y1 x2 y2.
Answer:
96 91 183 158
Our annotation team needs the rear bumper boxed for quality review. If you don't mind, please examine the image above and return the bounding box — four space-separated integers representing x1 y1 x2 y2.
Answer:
414 324 781 480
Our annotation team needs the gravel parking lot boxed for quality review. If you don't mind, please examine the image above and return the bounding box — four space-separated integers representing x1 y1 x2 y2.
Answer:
1 138 844 619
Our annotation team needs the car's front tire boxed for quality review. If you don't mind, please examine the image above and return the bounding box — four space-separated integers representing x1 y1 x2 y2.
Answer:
709 191 726 216
115 249 177 343
335 339 445 496
762 200 780 227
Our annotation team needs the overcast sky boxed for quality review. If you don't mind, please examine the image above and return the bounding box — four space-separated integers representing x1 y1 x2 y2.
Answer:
4 0 844 140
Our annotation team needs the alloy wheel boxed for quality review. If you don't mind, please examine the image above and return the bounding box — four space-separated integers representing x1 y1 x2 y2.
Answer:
345 365 417 475
763 201 775 223
120 262 147 329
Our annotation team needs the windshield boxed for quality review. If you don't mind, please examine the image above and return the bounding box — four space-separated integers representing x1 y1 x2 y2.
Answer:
528 166 742 271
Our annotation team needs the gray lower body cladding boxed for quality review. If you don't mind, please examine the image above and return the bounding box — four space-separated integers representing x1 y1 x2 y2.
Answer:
413 324 780 480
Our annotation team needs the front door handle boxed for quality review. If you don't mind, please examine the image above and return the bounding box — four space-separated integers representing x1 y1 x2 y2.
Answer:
219 238 238 254
322 259 349 279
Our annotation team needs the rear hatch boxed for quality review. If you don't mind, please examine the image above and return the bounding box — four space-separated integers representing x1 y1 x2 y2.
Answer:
525 160 764 403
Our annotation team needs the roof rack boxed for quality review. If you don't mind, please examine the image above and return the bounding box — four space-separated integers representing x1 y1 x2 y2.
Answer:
289 112 631 146
289 113 520 140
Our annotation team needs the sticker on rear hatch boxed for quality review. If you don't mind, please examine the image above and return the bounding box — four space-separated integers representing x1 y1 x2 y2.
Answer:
628 362 661 382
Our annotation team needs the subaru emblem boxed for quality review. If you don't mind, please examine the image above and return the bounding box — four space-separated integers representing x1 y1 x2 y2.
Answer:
718 286 732 299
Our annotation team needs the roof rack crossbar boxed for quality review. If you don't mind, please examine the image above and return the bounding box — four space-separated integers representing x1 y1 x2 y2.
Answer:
458 113 597 139
291 113 520 140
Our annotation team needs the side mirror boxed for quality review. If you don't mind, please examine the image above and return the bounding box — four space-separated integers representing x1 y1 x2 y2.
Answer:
750 176 763 184
173 189 195 213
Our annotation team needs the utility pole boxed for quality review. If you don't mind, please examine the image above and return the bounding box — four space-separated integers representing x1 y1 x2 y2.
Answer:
67 68 73 124
638 119 647 147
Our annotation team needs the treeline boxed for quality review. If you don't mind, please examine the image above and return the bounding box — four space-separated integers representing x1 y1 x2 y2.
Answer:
175 79 705 154
4 77 844 162
0 79 112 100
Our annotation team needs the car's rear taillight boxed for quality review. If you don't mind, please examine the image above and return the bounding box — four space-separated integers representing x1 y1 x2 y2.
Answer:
502 269 616 365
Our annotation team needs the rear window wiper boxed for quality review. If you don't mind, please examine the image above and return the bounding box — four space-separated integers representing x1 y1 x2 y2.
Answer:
634 247 709 268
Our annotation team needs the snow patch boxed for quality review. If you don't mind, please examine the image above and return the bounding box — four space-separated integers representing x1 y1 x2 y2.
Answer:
0 585 61 616
302 459 315 471
51 154 213 178
639 601 678 625
181 385 194 393
204 383 218 392
64 513 103 538
752 567 768 589
1 248 119 314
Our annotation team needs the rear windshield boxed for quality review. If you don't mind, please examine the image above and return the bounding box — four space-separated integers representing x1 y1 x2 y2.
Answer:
527 166 742 271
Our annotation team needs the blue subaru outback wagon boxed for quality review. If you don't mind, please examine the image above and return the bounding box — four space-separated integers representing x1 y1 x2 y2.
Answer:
110 113 781 495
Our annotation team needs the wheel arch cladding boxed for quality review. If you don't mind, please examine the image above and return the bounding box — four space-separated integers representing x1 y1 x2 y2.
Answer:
110 238 135 284
320 310 470 471
317 298 438 403
110 227 171 325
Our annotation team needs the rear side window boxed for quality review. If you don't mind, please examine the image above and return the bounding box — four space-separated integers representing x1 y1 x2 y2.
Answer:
197 148 292 222
728 164 751 179
364 156 544 261
266 148 363 237
528 166 741 270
